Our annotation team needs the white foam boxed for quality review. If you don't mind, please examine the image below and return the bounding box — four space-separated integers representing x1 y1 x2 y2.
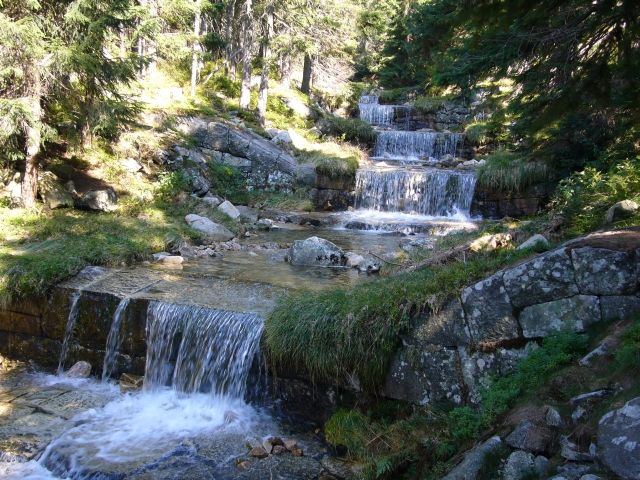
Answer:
40 389 263 466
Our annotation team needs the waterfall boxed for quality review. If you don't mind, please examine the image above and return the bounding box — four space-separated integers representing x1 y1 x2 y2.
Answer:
373 130 464 161
358 95 396 126
144 301 264 398
57 291 81 374
101 297 130 381
355 167 477 217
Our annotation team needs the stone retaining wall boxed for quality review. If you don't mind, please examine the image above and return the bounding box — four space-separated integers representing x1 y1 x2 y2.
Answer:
383 229 640 405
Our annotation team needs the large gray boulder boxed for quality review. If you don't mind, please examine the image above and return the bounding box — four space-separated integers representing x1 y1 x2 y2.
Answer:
184 214 234 241
597 397 640 479
461 273 519 344
442 436 503 480
503 249 579 308
191 119 296 171
605 200 638 224
571 247 636 295
287 236 346 267
38 171 73 209
77 188 118 212
519 295 601 338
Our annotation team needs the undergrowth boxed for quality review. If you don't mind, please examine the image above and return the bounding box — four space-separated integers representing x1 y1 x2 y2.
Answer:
550 158 640 236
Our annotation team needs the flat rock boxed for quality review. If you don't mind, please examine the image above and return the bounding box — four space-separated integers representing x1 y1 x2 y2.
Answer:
460 344 537 404
571 247 636 295
461 273 519 344
184 214 234 241
442 436 503 480
597 397 640 479
519 295 601 338
503 248 579 308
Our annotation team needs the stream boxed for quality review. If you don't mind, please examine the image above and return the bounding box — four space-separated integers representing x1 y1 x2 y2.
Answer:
0 94 477 479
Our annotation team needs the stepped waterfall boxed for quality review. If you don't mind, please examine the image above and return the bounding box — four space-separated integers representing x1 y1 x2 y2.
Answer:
355 94 476 218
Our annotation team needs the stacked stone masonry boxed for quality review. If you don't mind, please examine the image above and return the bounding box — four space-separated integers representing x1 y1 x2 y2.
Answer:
383 229 640 405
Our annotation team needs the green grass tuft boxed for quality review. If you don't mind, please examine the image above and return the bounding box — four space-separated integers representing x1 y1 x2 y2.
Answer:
323 115 377 146
476 150 551 193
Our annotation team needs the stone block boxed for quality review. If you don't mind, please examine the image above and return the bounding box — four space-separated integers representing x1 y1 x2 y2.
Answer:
571 247 637 295
503 249 579 308
519 295 601 338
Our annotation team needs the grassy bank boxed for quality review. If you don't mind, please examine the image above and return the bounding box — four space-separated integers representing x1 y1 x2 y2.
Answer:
265 247 534 390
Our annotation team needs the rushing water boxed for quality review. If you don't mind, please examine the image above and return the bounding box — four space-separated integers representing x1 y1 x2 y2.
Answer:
101 297 130 381
359 95 396 126
373 130 464 161
57 291 81 374
33 301 269 479
355 167 477 217
144 301 264 396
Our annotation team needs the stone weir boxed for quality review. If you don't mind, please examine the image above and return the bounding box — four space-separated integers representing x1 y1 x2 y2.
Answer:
0 265 280 380
383 229 640 406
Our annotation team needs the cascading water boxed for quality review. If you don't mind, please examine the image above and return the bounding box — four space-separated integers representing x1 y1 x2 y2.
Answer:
101 297 130 381
57 291 81 374
350 94 477 222
373 130 464 161
144 301 264 397
358 95 396 126
355 167 477 217
39 301 269 478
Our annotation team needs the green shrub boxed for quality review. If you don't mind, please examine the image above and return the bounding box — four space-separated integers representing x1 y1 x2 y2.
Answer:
378 87 418 104
476 150 551 193
208 162 247 200
324 115 377 146
550 158 640 236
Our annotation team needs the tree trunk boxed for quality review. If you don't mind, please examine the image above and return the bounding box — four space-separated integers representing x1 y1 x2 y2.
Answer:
257 4 274 125
223 0 236 76
239 0 253 109
190 1 202 97
280 50 292 87
22 67 42 209
301 53 313 94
